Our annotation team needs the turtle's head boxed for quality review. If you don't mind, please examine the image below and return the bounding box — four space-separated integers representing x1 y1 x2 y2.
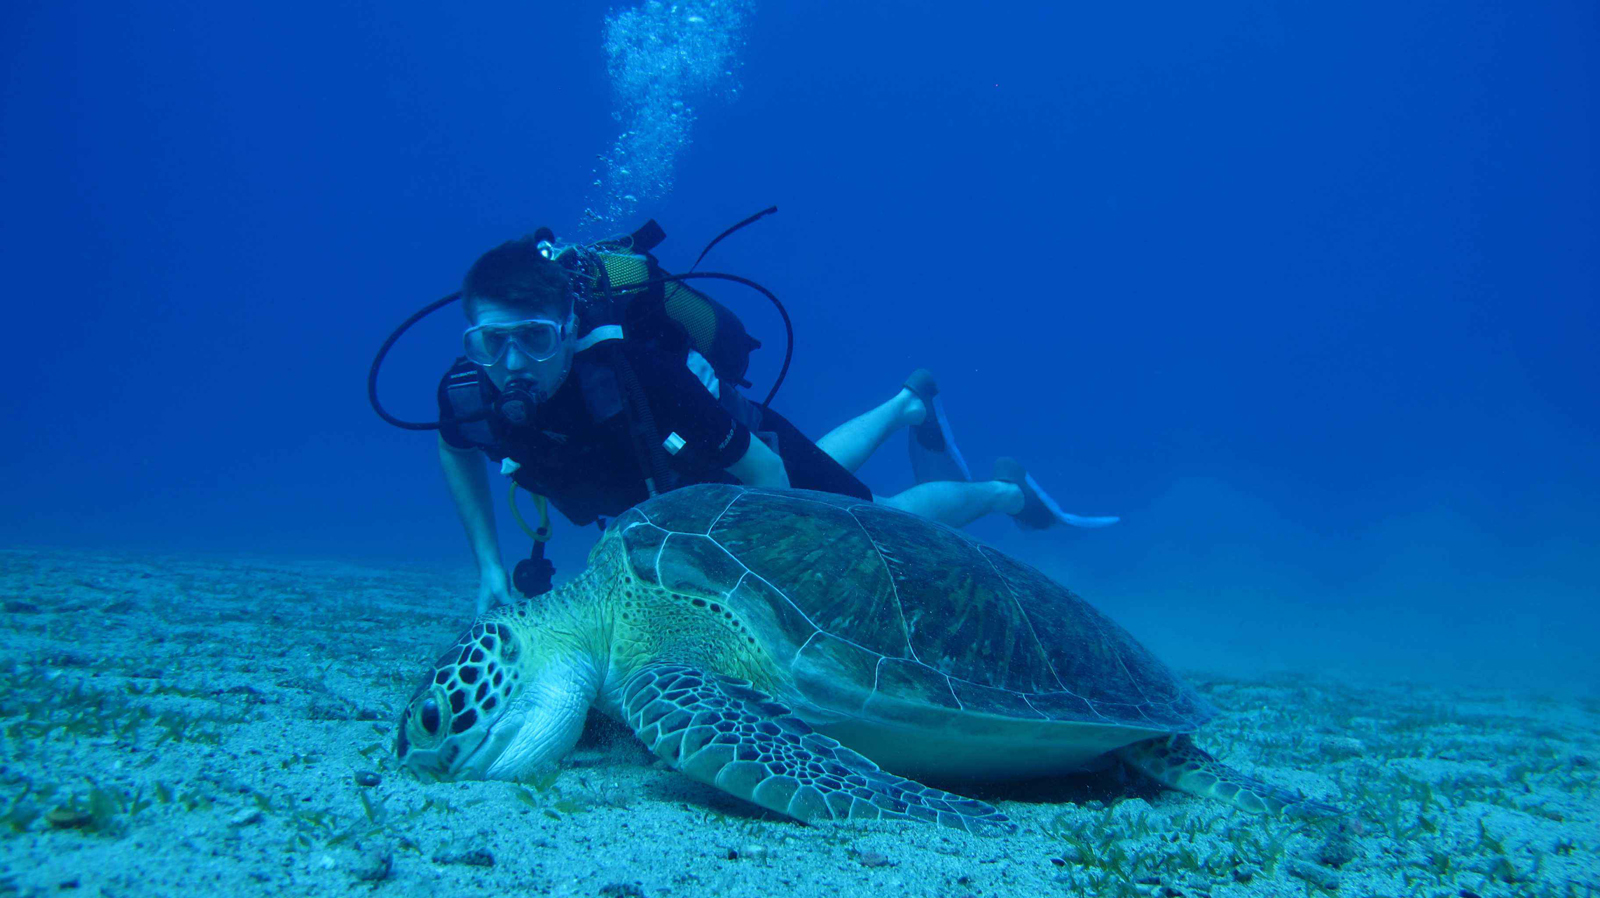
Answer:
397 611 596 781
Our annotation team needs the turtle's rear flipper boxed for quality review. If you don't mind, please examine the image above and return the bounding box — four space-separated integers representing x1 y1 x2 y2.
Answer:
1117 735 1341 818
620 664 1014 835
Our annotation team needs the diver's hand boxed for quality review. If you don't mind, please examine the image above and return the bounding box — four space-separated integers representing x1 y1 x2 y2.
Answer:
476 565 513 616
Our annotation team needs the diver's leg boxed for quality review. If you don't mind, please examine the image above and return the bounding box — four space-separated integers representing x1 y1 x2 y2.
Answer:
816 388 925 474
877 481 1023 528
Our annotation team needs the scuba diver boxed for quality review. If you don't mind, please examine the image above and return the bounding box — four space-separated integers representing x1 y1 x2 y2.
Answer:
370 215 1118 613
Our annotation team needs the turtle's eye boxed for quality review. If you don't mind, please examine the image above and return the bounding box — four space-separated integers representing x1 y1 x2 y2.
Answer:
420 698 441 734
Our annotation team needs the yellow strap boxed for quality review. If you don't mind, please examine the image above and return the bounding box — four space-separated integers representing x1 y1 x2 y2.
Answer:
508 482 552 542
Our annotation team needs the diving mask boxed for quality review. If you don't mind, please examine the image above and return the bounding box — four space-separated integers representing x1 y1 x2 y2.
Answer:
463 318 570 367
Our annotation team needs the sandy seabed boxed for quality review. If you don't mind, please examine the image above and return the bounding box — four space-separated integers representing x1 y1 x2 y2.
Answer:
1 547 1595 898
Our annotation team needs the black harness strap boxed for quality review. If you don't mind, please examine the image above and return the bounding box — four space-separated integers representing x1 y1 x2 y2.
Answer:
592 259 675 498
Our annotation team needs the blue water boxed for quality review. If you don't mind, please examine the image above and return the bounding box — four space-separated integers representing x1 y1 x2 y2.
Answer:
2 1 1594 692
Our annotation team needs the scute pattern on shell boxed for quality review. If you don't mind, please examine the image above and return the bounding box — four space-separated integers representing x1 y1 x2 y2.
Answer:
614 485 1212 731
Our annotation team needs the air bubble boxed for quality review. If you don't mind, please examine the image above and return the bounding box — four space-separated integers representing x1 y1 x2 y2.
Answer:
583 0 754 233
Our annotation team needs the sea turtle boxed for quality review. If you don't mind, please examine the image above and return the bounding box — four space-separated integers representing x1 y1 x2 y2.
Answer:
398 484 1336 833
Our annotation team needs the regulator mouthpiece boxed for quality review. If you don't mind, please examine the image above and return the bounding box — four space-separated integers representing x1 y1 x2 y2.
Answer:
496 380 542 426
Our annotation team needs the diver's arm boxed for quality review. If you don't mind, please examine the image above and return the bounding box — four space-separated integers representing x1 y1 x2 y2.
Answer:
438 434 511 612
726 434 790 489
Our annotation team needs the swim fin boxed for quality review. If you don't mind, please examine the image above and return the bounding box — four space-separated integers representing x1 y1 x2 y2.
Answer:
904 369 972 484
993 457 1120 530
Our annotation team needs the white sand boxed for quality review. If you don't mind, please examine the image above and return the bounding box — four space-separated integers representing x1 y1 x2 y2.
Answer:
1 547 1595 897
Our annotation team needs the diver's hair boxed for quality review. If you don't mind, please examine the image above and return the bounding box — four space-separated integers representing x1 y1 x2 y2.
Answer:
461 237 574 320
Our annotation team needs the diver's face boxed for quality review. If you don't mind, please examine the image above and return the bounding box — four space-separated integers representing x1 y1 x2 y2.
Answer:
469 300 576 396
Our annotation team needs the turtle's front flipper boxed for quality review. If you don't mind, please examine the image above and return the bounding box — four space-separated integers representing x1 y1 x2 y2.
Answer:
620 664 1014 835
1118 735 1341 818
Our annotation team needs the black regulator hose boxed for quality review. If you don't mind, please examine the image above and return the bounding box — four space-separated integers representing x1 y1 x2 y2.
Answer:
631 271 794 410
690 205 777 272
367 290 471 431
367 272 794 430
